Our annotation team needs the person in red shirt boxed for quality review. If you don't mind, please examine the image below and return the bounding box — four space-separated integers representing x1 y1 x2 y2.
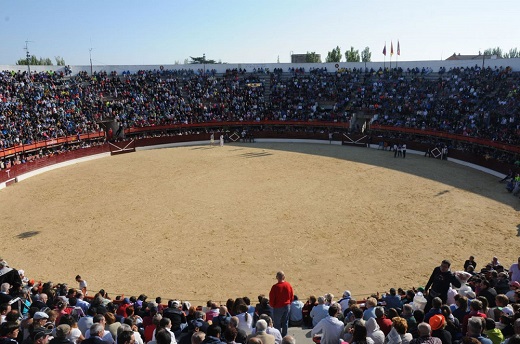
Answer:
269 271 294 337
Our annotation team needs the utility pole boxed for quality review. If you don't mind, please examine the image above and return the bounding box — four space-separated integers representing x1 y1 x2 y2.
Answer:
23 40 32 75
89 48 93 76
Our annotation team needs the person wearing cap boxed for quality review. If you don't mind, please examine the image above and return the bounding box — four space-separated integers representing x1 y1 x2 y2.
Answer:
50 324 73 344
269 272 293 338
288 296 303 327
424 260 461 312
506 281 520 302
429 315 451 344
28 327 53 344
509 257 520 283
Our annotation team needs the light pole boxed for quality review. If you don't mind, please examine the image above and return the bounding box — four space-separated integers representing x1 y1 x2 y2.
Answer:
89 48 93 76
203 53 206 76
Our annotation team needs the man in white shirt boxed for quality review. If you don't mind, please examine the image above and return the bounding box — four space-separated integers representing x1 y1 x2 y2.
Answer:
509 257 520 283
311 304 344 344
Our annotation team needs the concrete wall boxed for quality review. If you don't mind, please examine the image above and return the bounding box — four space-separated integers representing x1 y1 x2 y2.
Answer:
1 57 520 75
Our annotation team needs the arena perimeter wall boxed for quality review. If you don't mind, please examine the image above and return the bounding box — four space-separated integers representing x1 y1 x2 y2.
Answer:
1 57 520 75
0 123 515 188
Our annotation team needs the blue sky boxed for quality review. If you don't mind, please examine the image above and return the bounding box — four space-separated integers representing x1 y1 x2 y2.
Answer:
0 0 518 66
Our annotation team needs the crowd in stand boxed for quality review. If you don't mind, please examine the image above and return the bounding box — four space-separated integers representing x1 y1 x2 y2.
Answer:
1 256 520 344
0 65 519 153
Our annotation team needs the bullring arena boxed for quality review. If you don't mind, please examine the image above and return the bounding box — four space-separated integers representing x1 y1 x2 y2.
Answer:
1 140 518 303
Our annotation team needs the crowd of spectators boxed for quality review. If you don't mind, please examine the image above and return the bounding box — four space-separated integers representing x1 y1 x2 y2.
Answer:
1 256 520 344
0 65 519 168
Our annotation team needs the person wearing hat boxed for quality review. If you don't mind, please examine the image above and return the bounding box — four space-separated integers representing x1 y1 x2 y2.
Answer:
25 327 53 344
506 281 520 302
49 325 72 344
0 260 22 288
429 315 451 344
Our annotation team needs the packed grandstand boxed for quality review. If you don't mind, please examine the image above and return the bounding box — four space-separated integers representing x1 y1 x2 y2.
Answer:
0 64 519 173
0 257 519 344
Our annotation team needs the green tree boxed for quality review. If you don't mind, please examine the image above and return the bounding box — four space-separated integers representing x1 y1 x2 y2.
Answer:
345 47 360 62
189 56 217 64
16 56 54 65
361 47 372 62
483 47 503 58
504 48 519 58
325 46 342 63
55 56 65 66
305 51 321 63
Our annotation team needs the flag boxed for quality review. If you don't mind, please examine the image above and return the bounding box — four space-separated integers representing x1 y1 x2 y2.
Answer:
397 41 401 56
383 43 387 56
391 41 394 56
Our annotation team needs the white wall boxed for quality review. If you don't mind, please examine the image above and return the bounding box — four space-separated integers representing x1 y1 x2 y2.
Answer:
1 57 520 75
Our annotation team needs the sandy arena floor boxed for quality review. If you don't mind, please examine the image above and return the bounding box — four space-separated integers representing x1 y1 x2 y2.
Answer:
0 142 519 304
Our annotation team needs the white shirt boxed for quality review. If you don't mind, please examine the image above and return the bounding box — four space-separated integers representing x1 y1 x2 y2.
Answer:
311 316 344 344
85 329 114 344
236 312 253 334
509 263 520 282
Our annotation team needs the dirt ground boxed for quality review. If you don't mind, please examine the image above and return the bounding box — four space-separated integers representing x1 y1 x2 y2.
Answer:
0 142 519 305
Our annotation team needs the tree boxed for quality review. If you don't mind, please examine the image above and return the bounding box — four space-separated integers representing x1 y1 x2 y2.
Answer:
483 47 503 58
305 51 321 63
325 46 342 63
189 56 217 64
361 47 372 62
504 48 519 58
345 47 360 62
55 56 65 66
16 56 53 65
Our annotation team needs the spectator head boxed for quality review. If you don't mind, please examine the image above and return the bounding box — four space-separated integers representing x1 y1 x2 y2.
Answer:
0 322 20 338
191 332 206 344
440 260 451 272
259 314 273 327
389 288 397 296
308 295 317 304
485 318 496 331
206 324 221 338
467 317 483 336
375 307 385 319
392 317 408 335
352 307 364 319
117 331 135 344
222 327 237 343
469 299 483 312
90 323 104 338
417 322 431 337
31 327 52 344
282 335 296 344
402 304 413 316
495 294 509 307
432 297 442 309
155 329 171 344
55 324 71 339
1 283 9 293
317 296 325 305
276 271 285 282
506 335 520 344
365 297 377 308
255 319 268 332
352 321 368 343
229 316 239 328
328 304 340 317
324 293 334 304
